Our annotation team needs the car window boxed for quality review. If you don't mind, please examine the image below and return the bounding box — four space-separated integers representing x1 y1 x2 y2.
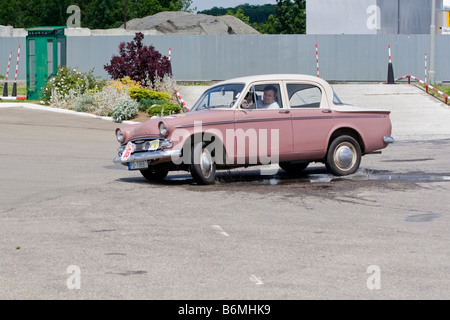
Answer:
191 83 245 111
244 83 282 109
287 84 322 108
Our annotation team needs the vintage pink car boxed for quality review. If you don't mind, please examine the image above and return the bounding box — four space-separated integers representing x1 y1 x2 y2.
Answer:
113 74 394 184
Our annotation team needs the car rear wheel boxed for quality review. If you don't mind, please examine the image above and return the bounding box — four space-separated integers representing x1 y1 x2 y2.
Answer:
140 168 169 181
326 135 361 176
190 142 216 185
279 162 309 174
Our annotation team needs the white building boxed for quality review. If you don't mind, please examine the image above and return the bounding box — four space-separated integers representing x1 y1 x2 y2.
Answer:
307 0 447 35
442 0 450 34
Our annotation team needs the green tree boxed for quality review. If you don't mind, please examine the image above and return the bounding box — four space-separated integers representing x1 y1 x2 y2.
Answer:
198 1 306 34
0 0 73 27
0 0 21 27
253 14 277 34
226 8 250 25
200 4 274 24
272 0 306 34
0 0 194 29
85 0 123 29
236 4 275 24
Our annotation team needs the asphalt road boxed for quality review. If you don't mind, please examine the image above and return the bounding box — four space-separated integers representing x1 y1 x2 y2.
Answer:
0 83 449 300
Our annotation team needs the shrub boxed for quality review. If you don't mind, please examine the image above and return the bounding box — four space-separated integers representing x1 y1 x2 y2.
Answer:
149 73 178 94
104 32 171 87
92 85 130 117
112 99 140 123
44 69 137 117
129 87 151 101
117 76 141 88
139 99 168 111
42 66 104 102
49 87 79 109
72 93 95 113
149 91 170 101
129 87 170 102
146 102 181 117
108 77 141 94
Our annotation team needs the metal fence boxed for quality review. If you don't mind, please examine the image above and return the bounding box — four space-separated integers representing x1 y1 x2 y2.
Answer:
1 34 450 83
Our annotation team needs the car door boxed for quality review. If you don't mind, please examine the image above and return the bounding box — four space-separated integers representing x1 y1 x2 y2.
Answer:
233 82 293 165
287 82 334 159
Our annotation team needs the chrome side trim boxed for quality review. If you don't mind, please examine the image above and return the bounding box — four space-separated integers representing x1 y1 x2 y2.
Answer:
113 150 182 164
384 136 395 144
174 114 386 129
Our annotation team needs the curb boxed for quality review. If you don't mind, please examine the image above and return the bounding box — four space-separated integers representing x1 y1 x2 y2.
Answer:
0 102 138 124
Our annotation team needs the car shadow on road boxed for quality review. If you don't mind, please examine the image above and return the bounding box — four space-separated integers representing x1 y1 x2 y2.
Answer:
112 166 449 199
115 166 334 186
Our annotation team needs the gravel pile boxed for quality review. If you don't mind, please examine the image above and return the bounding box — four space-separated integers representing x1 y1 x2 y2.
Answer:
122 11 260 35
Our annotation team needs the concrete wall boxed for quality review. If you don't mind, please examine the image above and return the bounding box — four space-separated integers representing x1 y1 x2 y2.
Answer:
0 37 26 82
67 34 450 82
1 34 450 83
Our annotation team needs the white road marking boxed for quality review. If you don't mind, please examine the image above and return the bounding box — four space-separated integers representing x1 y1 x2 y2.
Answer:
249 274 264 285
211 225 229 237
70 202 91 206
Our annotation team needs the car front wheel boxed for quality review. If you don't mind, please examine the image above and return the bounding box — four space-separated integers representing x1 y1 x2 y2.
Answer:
279 162 309 174
140 168 169 181
190 142 216 185
325 135 361 176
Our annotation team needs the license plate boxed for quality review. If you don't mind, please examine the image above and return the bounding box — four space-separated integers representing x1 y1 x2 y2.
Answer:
128 160 148 170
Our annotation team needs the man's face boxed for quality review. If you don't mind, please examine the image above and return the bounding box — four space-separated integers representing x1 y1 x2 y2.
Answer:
263 89 275 104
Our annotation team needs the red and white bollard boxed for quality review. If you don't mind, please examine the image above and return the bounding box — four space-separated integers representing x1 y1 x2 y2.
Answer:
168 47 173 75
12 44 20 97
424 53 427 83
387 44 395 84
388 44 392 64
2 51 12 97
315 44 320 78
175 90 189 112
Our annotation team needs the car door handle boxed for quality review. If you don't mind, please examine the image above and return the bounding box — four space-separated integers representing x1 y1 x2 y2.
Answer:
279 110 290 114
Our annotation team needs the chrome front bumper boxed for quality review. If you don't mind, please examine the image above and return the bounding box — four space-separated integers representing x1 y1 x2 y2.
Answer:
113 150 182 164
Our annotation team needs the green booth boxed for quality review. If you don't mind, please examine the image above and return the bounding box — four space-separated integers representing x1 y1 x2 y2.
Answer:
26 26 67 100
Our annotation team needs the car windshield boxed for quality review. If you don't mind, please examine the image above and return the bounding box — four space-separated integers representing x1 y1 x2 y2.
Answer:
191 83 245 111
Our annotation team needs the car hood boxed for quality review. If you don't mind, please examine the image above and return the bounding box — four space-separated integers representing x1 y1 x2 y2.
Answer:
117 109 233 143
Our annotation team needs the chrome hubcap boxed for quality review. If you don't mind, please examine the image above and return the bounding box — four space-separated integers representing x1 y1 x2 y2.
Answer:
334 143 356 171
200 149 212 177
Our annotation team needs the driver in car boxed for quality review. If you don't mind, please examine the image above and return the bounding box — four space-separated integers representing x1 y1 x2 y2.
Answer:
241 85 280 109
258 85 280 109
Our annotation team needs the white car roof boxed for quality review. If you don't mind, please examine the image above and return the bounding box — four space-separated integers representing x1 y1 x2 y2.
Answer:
212 74 335 108
215 74 331 87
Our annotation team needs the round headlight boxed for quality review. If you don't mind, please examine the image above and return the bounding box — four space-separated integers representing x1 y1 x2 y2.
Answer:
116 129 124 143
159 122 168 137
